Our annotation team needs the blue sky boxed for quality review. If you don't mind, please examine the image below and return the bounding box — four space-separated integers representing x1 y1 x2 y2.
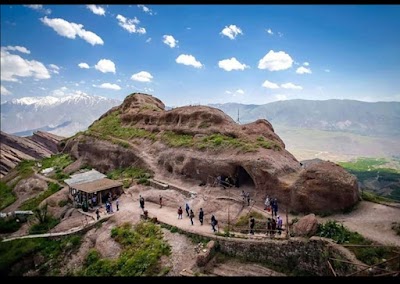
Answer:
1 4 399 106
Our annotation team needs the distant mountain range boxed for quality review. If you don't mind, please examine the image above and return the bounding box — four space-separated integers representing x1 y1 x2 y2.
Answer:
1 93 121 137
210 99 400 138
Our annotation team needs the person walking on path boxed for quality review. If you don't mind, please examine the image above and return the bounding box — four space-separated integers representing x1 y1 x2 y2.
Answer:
139 195 145 213
189 209 195 225
249 216 255 235
177 206 183 219
277 215 283 235
199 208 204 225
211 215 218 232
246 192 251 206
96 208 100 220
185 202 190 217
116 198 119 211
159 195 163 208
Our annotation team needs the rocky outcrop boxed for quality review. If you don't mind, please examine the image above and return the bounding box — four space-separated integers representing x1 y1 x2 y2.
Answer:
291 214 319 237
62 93 360 214
290 160 360 214
0 131 64 178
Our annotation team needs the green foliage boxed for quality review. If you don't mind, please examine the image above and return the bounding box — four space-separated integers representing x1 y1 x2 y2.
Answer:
41 154 73 170
256 136 282 151
58 199 70 207
0 181 16 210
29 216 60 234
106 167 152 186
78 221 171 276
361 191 394 203
15 159 35 179
19 182 62 211
197 133 257 152
0 234 82 275
161 131 194 147
235 211 265 226
0 218 22 234
317 220 365 244
87 111 156 141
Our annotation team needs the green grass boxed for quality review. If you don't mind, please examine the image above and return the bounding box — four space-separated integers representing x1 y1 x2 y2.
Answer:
77 221 171 276
15 159 36 179
29 216 60 235
361 191 395 203
317 220 399 270
41 154 73 170
106 167 152 186
19 182 62 211
0 218 22 234
0 234 82 275
0 181 16 211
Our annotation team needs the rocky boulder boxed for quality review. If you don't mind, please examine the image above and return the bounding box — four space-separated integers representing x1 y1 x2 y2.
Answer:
291 214 319 237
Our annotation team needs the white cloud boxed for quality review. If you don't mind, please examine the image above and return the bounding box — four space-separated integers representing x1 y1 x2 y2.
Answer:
143 87 154 93
116 14 146 34
258 50 293 71
131 71 153 82
262 80 280 89
303 62 309 66
225 90 232 94
95 59 116 73
281 82 302 90
176 54 203 68
78 62 90 69
220 25 243 40
49 64 60 74
325 69 331 73
1 85 12 96
3 45 30 54
146 38 152 43
24 5 51 14
163 35 178 48
0 48 51 82
236 89 245 94
218 57 249 71
137 5 153 15
266 28 273 35
40 16 104 46
296 66 312 74
86 5 105 16
95 83 121 90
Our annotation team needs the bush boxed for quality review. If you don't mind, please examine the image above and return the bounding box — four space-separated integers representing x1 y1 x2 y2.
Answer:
0 218 22 234
0 181 16 211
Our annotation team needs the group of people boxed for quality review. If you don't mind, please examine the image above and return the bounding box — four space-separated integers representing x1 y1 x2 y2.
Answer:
249 214 283 236
264 196 279 217
177 203 218 232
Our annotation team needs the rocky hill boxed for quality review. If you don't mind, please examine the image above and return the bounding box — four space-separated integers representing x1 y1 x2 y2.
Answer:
0 131 64 178
62 93 360 214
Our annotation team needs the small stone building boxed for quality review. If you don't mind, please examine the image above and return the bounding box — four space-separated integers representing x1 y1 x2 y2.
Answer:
64 169 123 207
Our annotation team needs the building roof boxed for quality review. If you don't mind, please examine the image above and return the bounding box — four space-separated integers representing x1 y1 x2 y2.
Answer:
71 178 123 194
64 169 106 186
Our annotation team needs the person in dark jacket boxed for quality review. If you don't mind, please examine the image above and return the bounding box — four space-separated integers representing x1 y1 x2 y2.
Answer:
199 208 204 225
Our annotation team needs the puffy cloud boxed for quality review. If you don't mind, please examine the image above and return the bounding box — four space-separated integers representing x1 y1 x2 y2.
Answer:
146 38 152 43
1 48 51 82
236 89 245 94
281 82 302 90
218 57 249 71
296 66 312 74
116 14 146 34
262 80 280 89
3 45 30 54
1 85 12 96
40 16 104 45
220 25 243 40
163 35 178 48
49 64 60 74
303 62 309 66
137 5 154 15
131 71 153 82
95 59 116 73
266 28 273 35
258 50 293 71
176 54 203 68
86 5 105 16
78 62 90 69
275 94 288 101
95 83 121 90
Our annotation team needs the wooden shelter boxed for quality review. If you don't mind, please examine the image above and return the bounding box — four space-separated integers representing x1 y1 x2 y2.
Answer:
64 169 123 208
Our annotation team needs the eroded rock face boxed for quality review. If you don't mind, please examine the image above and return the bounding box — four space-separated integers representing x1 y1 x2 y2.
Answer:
290 160 360 214
62 93 360 214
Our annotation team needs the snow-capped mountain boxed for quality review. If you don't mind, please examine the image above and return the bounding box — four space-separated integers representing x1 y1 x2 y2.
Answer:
1 93 122 137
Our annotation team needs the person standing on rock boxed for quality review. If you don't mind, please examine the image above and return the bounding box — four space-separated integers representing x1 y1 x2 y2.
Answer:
249 216 255 235
139 195 145 213
189 209 195 225
177 206 183 219
277 215 283 235
185 202 190 217
246 192 251 206
159 195 163 208
211 215 218 232
116 198 119 211
199 208 204 225
96 208 100 220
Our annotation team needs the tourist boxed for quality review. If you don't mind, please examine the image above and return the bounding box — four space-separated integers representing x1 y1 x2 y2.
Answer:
159 195 163 208
199 208 204 225
139 195 145 213
177 206 183 219
249 216 255 235
211 215 218 232
189 209 195 225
